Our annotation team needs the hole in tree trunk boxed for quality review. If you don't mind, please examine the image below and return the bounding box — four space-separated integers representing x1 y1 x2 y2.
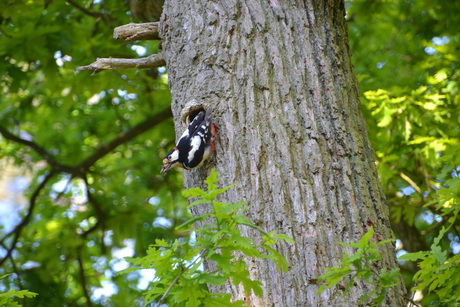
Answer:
187 108 205 123
181 99 208 125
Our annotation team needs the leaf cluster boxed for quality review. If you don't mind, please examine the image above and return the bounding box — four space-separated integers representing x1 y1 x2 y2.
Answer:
398 174 460 307
122 169 293 306
0 274 37 307
347 0 460 303
400 228 460 307
0 1 180 305
318 227 400 306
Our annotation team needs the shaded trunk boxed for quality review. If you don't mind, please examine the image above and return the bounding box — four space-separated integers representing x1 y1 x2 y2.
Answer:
160 0 406 305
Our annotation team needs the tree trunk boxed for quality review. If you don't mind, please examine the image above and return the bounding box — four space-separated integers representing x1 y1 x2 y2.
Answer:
160 0 406 306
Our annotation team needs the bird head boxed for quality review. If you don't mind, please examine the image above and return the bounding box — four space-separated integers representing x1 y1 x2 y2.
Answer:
161 147 181 175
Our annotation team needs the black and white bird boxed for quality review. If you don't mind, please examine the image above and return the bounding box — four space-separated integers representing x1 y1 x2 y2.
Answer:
161 110 215 175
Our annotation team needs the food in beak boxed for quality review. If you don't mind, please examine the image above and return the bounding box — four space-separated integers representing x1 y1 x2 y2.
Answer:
161 163 171 176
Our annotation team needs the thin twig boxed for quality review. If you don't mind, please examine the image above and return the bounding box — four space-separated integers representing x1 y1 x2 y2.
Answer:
80 176 106 238
66 0 103 18
407 288 420 307
0 241 28 306
420 217 447 235
77 247 93 307
0 109 172 177
0 110 172 265
0 126 76 174
400 172 422 195
77 108 172 171
0 172 55 266
156 252 205 306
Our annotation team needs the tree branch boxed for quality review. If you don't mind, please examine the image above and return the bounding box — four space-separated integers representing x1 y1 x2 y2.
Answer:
400 172 422 195
0 242 28 305
80 176 106 238
77 108 172 171
76 248 93 307
66 0 104 18
0 109 171 177
420 217 447 236
113 22 160 41
0 126 76 174
0 110 171 264
0 172 55 266
76 53 166 74
156 252 205 306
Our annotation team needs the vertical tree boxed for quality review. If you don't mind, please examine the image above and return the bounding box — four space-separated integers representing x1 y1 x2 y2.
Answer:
160 0 406 305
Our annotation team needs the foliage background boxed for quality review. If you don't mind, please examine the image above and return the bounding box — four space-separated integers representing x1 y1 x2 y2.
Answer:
0 0 459 306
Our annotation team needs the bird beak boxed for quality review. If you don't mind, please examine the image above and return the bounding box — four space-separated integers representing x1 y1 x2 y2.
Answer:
161 160 172 176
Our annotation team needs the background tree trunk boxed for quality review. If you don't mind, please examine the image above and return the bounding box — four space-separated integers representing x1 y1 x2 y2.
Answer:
160 0 406 305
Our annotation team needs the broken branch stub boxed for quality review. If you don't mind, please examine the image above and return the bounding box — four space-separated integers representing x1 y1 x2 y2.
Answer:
113 22 160 41
76 53 166 74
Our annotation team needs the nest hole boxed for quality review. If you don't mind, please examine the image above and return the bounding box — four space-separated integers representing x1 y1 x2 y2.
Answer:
184 107 206 125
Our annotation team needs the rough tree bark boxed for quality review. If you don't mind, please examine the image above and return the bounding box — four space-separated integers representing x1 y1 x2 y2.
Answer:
160 0 406 306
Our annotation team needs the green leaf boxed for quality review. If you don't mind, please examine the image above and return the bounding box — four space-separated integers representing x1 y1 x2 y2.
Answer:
231 267 263 297
239 222 269 236
264 245 289 272
398 251 428 262
153 239 170 248
0 289 39 303
377 107 397 127
121 168 293 305
204 168 219 191
431 244 447 264
198 274 227 286
183 187 208 199
375 238 396 246
318 227 401 302
359 227 374 247
176 214 211 230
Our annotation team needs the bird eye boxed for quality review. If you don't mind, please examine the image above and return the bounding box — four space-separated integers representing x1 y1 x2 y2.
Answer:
168 155 172 160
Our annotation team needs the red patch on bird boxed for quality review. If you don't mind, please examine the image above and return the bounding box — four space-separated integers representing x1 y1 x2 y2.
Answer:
173 147 178 150
210 124 217 155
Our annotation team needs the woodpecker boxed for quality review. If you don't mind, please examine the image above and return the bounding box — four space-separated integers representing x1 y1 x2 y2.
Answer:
161 110 216 175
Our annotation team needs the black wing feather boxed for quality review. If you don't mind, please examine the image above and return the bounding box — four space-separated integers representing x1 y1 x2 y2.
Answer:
176 110 211 168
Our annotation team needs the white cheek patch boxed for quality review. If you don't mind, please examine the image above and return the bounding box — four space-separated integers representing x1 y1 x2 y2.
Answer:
187 135 202 163
169 150 179 162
